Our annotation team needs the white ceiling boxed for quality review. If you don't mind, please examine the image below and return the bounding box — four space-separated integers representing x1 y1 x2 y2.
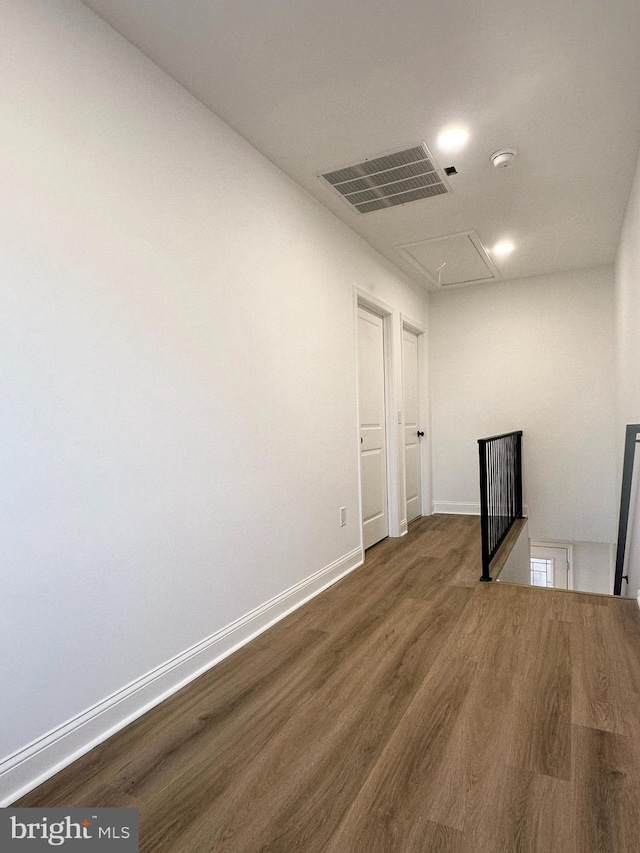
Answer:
82 0 640 288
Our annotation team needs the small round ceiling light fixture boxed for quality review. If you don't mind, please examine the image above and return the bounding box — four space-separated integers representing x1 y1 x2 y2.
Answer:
492 240 515 258
437 127 469 152
491 149 517 168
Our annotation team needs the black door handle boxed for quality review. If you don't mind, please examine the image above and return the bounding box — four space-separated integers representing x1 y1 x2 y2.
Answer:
417 430 424 438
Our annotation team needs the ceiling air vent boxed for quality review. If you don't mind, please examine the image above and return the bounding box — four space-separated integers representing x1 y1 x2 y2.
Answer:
320 143 450 214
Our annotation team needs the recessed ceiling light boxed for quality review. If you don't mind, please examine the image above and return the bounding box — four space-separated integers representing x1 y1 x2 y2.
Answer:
492 240 515 257
437 127 469 152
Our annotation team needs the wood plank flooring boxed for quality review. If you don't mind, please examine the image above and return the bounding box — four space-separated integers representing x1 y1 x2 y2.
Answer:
16 515 640 851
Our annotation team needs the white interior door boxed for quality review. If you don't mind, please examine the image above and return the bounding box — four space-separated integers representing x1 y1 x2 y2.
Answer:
402 327 423 523
358 306 389 549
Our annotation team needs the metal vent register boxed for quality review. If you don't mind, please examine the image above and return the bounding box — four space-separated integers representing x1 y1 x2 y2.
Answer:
320 143 449 214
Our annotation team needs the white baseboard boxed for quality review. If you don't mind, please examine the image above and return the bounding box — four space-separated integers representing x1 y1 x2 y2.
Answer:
400 519 408 535
0 546 363 807
432 502 529 517
433 501 481 515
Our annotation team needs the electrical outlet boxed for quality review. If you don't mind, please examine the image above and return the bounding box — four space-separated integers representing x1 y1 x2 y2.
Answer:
339 507 347 527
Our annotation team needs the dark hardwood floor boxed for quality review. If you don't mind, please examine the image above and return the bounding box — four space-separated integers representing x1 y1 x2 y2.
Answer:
17 515 640 851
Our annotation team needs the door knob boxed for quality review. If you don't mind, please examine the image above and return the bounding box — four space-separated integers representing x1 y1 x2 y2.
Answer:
417 430 424 437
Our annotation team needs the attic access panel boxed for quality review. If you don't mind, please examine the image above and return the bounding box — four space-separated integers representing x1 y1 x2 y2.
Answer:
395 231 500 287
320 143 450 214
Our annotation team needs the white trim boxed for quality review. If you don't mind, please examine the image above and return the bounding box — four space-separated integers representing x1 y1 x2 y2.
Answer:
353 288 395 319
400 313 425 337
400 314 432 520
0 546 363 807
433 501 481 515
351 291 365 556
382 310 401 538
418 327 433 518
400 519 408 535
433 501 530 517
354 288 401 541
530 540 574 590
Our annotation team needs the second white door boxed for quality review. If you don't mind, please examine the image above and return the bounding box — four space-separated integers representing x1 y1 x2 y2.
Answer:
403 327 423 523
358 306 389 549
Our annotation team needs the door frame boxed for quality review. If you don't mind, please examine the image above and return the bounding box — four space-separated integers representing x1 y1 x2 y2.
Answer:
353 288 401 542
530 540 574 590
400 314 431 528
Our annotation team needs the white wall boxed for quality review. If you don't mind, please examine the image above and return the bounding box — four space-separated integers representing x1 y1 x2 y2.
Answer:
429 267 617 544
496 522 531 586
0 0 429 799
572 542 615 595
615 148 640 597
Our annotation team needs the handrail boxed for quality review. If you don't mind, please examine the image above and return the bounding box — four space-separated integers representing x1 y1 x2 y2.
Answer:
613 424 640 596
478 430 523 582
478 431 523 443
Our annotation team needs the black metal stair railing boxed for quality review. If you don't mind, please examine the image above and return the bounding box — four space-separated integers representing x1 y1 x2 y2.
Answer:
613 424 640 596
478 431 523 582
